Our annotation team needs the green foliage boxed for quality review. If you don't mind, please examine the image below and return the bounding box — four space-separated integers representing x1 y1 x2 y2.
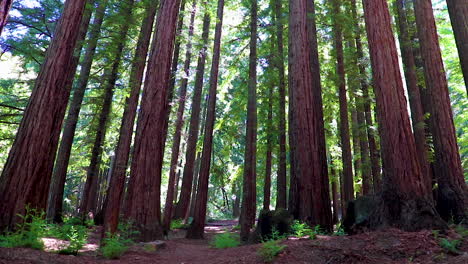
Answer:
57 225 88 255
211 233 240 249
170 219 190 230
0 207 46 250
290 221 316 239
438 238 461 254
454 225 468 238
100 221 137 259
257 240 286 263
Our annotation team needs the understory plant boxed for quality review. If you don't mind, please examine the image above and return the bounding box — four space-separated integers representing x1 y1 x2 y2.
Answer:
211 232 240 249
0 207 46 250
257 239 286 263
100 221 138 259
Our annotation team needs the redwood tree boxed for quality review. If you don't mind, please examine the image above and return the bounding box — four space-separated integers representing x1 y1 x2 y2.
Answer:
124 0 182 241
103 0 158 236
47 0 108 222
174 11 211 222
413 0 467 222
394 0 431 191
361 0 443 230
446 0 468 93
332 0 354 207
289 0 332 231
0 0 88 231
273 0 287 210
163 0 198 229
0 0 13 35
240 0 258 242
186 0 225 239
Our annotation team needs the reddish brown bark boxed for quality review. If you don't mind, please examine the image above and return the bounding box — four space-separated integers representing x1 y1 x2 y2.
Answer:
102 0 158 236
174 11 210 221
123 0 182 242
186 0 224 239
330 162 339 224
394 0 432 192
240 0 258 242
46 0 95 223
289 0 332 231
273 0 287 211
362 0 442 230
163 0 198 230
413 0 467 222
80 0 135 218
446 0 468 93
351 0 381 194
0 0 88 231
332 0 354 207
263 79 273 211
0 0 13 35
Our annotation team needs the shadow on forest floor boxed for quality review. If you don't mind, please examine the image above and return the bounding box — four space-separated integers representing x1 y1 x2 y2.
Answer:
1 220 467 263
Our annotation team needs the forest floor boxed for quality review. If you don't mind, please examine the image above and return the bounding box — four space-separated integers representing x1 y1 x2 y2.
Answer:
0 220 467 264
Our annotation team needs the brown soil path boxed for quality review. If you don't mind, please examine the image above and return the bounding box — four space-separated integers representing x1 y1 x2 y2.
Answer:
0 221 467 264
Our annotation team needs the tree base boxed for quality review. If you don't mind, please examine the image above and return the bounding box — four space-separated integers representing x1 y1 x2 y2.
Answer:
133 222 163 242
344 195 447 234
435 184 467 224
186 223 204 239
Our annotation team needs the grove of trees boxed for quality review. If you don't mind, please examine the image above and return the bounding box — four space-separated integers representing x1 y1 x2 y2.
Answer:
0 0 466 247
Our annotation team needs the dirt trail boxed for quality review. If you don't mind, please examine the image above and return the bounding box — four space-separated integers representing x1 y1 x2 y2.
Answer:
0 221 467 264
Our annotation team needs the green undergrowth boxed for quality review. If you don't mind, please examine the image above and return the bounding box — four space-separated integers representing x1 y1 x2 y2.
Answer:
257 239 287 263
0 208 90 255
100 221 139 259
211 232 240 249
170 219 190 230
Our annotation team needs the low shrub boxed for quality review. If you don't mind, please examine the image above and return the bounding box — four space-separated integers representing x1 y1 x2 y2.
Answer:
0 207 46 250
100 221 137 259
257 240 286 262
439 238 461 254
170 219 190 230
57 225 88 255
211 233 240 249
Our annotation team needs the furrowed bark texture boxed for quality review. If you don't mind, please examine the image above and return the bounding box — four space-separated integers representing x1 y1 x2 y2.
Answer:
46 0 95 223
0 0 87 231
446 0 468 93
175 11 210 221
263 77 273 211
362 0 443 230
351 0 381 193
80 0 135 218
273 0 287 210
186 0 224 239
413 0 467 222
240 0 258 242
124 0 182 242
332 0 354 207
163 0 198 229
102 0 158 235
289 0 332 231
394 0 432 192
0 0 13 35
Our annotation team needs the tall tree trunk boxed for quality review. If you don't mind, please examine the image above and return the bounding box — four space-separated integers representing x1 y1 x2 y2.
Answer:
46 0 95 223
289 0 332 231
163 0 198 230
361 0 444 230
273 0 287 211
0 0 88 231
240 0 258 242
173 8 211 222
102 0 158 236
446 0 468 93
123 0 182 242
413 0 467 222
0 0 13 35
47 0 107 223
332 0 354 208
186 0 224 239
263 82 273 211
331 164 339 224
351 0 381 194
80 0 134 218
306 0 329 215
162 0 187 148
350 109 361 192
394 0 432 192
